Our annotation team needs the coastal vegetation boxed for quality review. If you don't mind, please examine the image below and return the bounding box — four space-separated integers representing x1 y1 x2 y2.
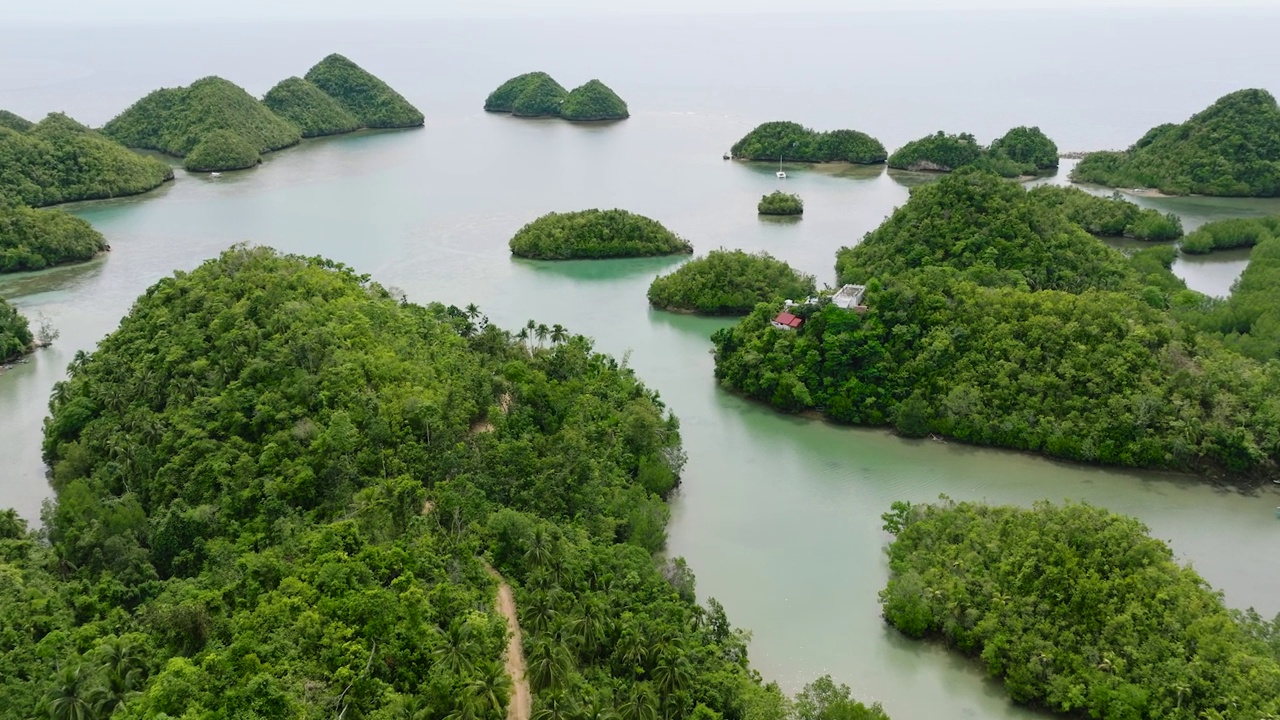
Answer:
262 76 362 138
103 76 302 171
509 209 692 259
486 74 629 121
1071 88 1280 196
758 191 804 215
1183 217 1280 361
888 128 1058 177
303 53 424 129
648 250 817 315
730 122 887 164
880 499 1280 719
0 114 172 206
1179 216 1276 254
1028 186 1183 241
0 245 872 720
712 169 1280 480
560 80 629 121
183 129 261 171
0 298 34 362
0 200 108 272
0 110 33 132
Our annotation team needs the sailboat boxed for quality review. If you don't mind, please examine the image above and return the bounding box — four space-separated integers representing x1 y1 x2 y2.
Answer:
776 151 787 179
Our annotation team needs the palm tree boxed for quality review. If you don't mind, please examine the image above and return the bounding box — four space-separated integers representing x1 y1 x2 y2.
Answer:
522 591 559 635
550 324 568 346
468 659 511 717
433 619 477 676
526 639 572 692
651 650 692 718
578 691 620 720
45 664 99 720
531 690 575 720
445 688 484 720
389 694 432 720
524 526 555 570
535 324 549 349
516 328 530 354
465 303 481 322
95 636 145 714
525 320 537 353
617 683 658 720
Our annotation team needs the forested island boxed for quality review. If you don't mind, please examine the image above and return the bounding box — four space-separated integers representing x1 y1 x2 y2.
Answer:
1182 216 1280 361
0 112 172 206
1 246 884 720
1072 89 1280 196
758 191 803 216
1028 186 1183 241
648 250 816 315
303 53 424 129
880 499 1280 719
262 76 363 138
509 209 692 259
1180 215 1276 254
888 127 1058 177
729 122 887 164
0 199 108 272
0 298 34 362
712 169 1280 481
485 73 629 121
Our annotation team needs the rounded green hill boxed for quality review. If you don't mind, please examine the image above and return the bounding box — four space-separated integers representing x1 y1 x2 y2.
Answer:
648 249 816 315
730 121 886 164
509 209 691 259
304 53 423 129
561 80 629 121
758 191 804 216
0 110 33 133
486 74 629 122
0 298 34 363
185 129 261 172
1 199 108 273
889 128 1059 177
263 76 362 138
511 75 568 117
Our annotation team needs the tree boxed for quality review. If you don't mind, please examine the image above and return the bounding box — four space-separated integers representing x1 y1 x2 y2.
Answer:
44 665 100 720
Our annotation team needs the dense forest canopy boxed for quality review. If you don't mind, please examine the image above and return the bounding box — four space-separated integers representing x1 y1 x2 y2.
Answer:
511 74 568 117
758 191 803 215
484 72 556 112
183 129 262 172
0 201 108 273
647 250 817 315
303 53 424 129
0 110 33 132
1180 215 1276 254
2 246 871 720
987 126 1058 171
1027 186 1183 241
1183 217 1280 361
0 297 34 362
262 76 362 138
713 169 1280 480
1071 89 1280 196
729 122 887 164
559 80 630 121
0 115 172 207
880 499 1280 719
102 76 301 171
888 129 1058 178
509 209 693 259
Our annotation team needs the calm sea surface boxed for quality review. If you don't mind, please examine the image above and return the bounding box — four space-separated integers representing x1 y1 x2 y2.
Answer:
3 11 1280 719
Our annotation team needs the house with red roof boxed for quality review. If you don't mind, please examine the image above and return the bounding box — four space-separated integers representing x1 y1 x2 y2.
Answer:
771 311 804 330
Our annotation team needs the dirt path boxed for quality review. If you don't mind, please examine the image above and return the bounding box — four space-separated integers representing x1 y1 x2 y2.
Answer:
486 565 531 720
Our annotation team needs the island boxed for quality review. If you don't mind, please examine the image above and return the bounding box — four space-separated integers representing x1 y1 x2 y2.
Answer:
712 168 1280 482
0 298 33 362
1180 216 1275 254
888 127 1059 177
1072 89 1280 196
1184 216 1280 361
1 200 108 272
758 191 804 216
103 76 302 172
0 112 172 206
484 73 629 121
1028 185 1182 241
4 245 879 719
881 499 1280 718
647 249 817 315
729 121 887 164
262 76 362 138
303 53 424 129
509 209 692 259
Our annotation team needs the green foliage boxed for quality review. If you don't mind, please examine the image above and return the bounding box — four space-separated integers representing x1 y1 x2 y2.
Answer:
103 76 301 161
988 126 1058 171
0 115 172 207
888 132 984 173
729 122 887 164
485 72 556 112
647 250 817 315
512 75 569 117
509 209 692 259
560 80 629 121
1028 186 1183 241
757 192 803 216
182 129 260 172
0 110 33 132
1072 88 1280 196
0 298 34 361
890 129 1060 177
304 53 423 129
793 676 890 720
881 500 1280 718
0 202 107 272
1185 217 1280 361
1179 216 1273 254
262 76 362 138
714 170 1280 479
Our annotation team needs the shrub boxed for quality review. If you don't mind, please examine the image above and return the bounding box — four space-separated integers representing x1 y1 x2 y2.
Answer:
757 191 803 215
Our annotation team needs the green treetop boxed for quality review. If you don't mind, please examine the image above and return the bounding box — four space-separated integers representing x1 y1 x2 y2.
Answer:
0 110 32 133
560 80 629 121
988 125 1058 171
304 53 423 129
1072 88 1280 196
648 249 817 315
262 76 362 138
730 121 887 164
1027 185 1183 241
183 129 261 172
0 298 34 362
889 128 1061 177
758 191 804 215
509 209 692 259
511 74 568 117
1 202 108 273
1183 216 1280 361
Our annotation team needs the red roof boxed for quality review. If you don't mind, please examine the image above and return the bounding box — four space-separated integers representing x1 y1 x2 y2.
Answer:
773 312 803 328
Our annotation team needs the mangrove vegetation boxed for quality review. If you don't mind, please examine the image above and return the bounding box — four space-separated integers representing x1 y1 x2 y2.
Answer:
0 199 108 273
730 122 887 164
1181 216 1280 362
0 298 34 362
758 191 804 216
1027 186 1183 241
647 249 817 315
509 209 692 259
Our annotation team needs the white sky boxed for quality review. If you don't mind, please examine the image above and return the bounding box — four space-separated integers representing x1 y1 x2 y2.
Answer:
6 0 1276 23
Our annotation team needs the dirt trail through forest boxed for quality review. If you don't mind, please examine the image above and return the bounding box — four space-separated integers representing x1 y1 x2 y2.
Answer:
486 565 531 720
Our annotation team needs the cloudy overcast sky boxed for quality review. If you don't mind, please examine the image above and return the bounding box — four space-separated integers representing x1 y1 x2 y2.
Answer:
7 0 1273 22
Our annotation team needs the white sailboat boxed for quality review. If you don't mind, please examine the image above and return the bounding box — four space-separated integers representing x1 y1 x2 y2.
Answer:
776 152 787 179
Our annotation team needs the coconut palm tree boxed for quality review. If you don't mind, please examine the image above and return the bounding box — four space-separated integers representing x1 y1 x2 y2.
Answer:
531 690 575 720
95 636 146 714
468 660 511 718
45 664 99 720
535 324 549 348
524 526 555 570
433 619 477 676
465 303 481 321
550 324 568 346
617 683 658 720
526 639 572 692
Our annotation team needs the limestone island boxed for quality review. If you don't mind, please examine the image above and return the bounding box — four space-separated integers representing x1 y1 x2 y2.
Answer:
262 76 362 138
103 76 302 172
0 198 109 273
648 249 816 315
729 121 887 164
1072 89 1280 196
888 126 1058 177
485 73 629 122
509 209 691 259
758 191 803 216
1028 186 1182 241
713 167 1280 482
0 112 172 206
0 298 34 363
302 53 424 129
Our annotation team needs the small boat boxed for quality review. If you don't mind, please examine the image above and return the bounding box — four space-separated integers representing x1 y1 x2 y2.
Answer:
723 152 732 160
776 171 787 179
776 151 787 179
210 172 222 178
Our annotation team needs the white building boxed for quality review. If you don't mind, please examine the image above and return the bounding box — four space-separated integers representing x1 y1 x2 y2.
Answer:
831 284 867 311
